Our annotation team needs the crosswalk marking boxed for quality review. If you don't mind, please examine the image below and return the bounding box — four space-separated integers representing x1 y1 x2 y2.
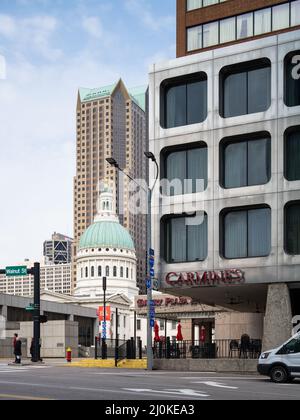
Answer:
0 364 52 373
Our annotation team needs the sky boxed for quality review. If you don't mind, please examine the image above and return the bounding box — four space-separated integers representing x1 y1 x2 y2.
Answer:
0 0 176 266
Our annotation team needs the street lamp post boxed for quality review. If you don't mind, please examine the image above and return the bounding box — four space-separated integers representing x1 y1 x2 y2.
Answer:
102 276 107 360
106 153 159 371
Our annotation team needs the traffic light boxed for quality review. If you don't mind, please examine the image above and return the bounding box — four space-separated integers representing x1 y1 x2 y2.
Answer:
40 315 48 324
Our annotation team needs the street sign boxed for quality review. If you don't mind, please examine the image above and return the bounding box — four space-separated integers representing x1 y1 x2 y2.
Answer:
26 304 34 312
149 249 155 257
149 257 155 268
146 279 152 290
153 279 160 292
150 268 155 278
6 266 27 277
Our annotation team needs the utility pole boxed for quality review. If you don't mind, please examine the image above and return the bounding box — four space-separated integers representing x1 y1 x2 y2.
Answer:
32 262 41 363
102 276 107 360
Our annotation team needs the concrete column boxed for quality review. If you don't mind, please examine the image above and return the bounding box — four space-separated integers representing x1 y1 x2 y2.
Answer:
181 319 193 342
68 314 74 322
263 283 292 351
0 305 8 320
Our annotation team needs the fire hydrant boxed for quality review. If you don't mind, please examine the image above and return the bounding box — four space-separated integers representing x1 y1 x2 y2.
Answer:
66 347 72 363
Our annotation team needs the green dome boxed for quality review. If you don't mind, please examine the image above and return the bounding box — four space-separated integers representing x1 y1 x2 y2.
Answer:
79 221 135 251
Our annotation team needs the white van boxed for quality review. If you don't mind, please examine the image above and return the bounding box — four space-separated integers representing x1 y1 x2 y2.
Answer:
258 333 300 383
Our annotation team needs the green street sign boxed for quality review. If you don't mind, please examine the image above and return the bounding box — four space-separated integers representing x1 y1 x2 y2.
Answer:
26 304 34 312
5 266 28 277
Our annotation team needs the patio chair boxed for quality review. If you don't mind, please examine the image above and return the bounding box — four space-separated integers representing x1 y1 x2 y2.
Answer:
229 340 240 358
240 334 251 359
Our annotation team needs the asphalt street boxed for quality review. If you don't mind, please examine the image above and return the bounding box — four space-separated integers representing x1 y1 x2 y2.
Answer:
0 363 299 401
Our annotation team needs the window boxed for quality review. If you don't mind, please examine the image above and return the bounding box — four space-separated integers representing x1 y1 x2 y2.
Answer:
163 144 208 195
160 321 165 331
120 267 124 278
187 26 202 51
222 207 271 259
291 0 300 26
163 214 208 263
285 127 300 181
220 17 236 44
278 337 300 355
221 133 271 188
203 21 219 47
126 267 129 278
237 13 253 40
272 3 290 31
137 320 141 331
285 51 300 107
221 59 271 118
113 266 117 277
254 8 271 35
91 266 95 277
85 267 88 278
98 266 102 277
285 202 300 255
106 266 110 277
161 72 207 128
187 0 202 10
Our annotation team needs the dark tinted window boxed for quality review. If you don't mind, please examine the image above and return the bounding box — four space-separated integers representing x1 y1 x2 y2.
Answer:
285 127 300 181
285 51 300 107
285 202 300 255
163 144 208 195
221 59 271 118
221 134 271 188
163 214 208 263
223 207 271 259
161 73 207 128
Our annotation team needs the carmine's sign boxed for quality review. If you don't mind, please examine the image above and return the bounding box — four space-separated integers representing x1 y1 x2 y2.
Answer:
165 269 245 288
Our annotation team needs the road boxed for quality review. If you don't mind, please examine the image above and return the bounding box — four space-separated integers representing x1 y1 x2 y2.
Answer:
0 363 299 401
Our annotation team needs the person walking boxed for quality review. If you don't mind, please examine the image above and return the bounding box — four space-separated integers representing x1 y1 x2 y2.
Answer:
14 336 22 365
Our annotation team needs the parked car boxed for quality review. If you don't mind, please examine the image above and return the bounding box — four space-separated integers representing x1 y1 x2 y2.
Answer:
258 332 300 383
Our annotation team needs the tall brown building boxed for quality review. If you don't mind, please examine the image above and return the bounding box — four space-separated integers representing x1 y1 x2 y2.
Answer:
73 80 148 293
177 0 300 57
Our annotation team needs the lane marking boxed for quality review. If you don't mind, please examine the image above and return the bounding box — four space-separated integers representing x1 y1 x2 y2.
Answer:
123 388 209 398
192 381 238 390
0 393 52 401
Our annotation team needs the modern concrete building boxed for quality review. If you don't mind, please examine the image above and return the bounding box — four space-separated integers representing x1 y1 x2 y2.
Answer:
0 261 72 297
43 232 73 265
149 0 300 350
74 79 148 293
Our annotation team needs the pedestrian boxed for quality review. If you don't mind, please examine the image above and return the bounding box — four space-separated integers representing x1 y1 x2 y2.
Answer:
30 338 34 362
13 334 18 364
14 336 22 365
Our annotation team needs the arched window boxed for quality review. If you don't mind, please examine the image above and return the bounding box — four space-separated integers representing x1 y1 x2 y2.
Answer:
81 268 83 278
98 266 102 277
126 268 129 278
102 202 106 210
120 267 124 278
85 267 88 278
113 266 117 277
91 266 95 277
106 266 110 277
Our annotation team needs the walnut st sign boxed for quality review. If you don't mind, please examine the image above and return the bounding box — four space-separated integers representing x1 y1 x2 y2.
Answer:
164 269 245 288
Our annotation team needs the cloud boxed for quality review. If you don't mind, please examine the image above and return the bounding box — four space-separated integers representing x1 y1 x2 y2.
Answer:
82 16 103 39
0 14 17 38
125 0 174 32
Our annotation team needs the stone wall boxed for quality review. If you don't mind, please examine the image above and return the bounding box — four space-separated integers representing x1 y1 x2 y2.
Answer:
215 313 264 340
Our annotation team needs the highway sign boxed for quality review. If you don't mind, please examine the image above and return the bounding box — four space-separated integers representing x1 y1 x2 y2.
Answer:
6 266 27 277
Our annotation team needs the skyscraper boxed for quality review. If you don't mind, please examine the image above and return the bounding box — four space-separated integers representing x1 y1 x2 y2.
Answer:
73 79 147 293
43 232 73 265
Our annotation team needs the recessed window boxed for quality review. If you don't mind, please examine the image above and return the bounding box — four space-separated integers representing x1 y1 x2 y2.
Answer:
91 266 95 277
160 72 207 129
162 143 208 196
106 266 110 277
222 206 271 259
285 202 300 255
162 213 208 263
220 59 271 118
285 51 300 107
285 127 300 181
98 266 102 277
220 133 271 189
113 266 117 277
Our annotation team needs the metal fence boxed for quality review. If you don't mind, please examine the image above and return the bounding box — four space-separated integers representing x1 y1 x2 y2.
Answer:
153 339 262 360
95 338 143 362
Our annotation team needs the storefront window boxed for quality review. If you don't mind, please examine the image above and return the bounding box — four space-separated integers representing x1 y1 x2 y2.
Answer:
223 207 271 259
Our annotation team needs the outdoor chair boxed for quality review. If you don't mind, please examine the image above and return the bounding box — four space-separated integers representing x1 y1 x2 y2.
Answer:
229 340 240 358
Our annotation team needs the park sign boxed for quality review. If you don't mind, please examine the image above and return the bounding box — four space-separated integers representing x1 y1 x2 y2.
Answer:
5 266 28 277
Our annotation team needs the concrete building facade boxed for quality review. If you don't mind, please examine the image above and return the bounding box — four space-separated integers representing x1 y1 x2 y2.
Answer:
149 16 300 349
43 232 73 265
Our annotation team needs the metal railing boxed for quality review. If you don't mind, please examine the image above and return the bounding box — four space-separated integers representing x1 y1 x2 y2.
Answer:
153 339 262 360
94 338 143 363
